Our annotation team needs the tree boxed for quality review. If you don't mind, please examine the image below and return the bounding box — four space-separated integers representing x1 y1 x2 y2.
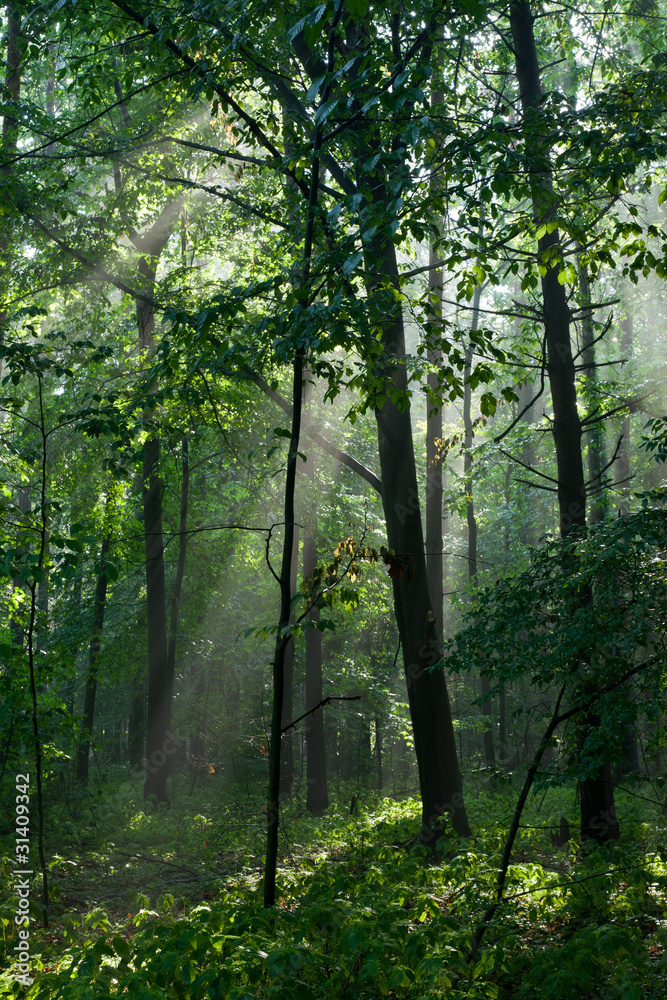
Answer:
509 0 617 842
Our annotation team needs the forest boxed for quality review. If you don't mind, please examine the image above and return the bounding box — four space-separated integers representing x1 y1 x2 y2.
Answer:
0 0 667 996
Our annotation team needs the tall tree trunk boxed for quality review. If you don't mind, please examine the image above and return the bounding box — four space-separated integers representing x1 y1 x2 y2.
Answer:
375 715 383 791
426 32 445 644
426 247 444 642
366 231 470 839
36 530 49 655
264 348 303 907
301 381 328 813
510 0 617 842
264 50 330 897
0 2 21 367
10 486 30 647
75 537 110 782
166 436 189 699
615 310 633 491
304 530 328 813
279 525 299 798
578 258 607 523
498 687 508 763
128 674 145 772
142 432 171 802
465 287 495 766
128 196 182 803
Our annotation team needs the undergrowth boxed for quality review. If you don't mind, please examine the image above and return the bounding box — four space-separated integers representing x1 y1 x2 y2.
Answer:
1 773 666 998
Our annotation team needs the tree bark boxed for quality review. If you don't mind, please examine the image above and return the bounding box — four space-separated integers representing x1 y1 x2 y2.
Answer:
510 0 617 842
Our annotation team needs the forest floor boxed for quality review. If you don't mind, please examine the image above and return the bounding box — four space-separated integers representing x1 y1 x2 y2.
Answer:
1 769 666 999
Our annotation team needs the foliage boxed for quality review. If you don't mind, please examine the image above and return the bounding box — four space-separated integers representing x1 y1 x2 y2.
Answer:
0 785 666 998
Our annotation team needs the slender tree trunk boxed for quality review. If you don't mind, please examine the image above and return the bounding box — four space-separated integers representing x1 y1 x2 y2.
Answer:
615 310 633 491
300 380 328 813
426 249 444 642
614 311 639 772
465 287 495 766
166 436 189 698
0 3 21 374
375 715 383 791
498 687 508 763
264 39 331 896
138 287 170 804
128 675 144 771
279 525 299 798
10 486 30 647
578 258 607 523
75 537 110 782
510 0 617 842
189 654 207 780
142 433 171 802
304 530 328 813
264 349 303 907
128 198 181 803
36 531 49 655
426 33 445 643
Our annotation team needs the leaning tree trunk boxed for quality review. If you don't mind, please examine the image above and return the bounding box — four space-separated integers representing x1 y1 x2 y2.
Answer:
510 0 617 842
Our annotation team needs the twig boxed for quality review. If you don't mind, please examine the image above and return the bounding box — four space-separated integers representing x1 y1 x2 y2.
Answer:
494 333 547 444
281 696 361 734
513 476 558 493
498 448 559 484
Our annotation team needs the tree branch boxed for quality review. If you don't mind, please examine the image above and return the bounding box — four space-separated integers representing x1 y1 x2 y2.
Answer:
241 365 382 495
281 695 361 734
